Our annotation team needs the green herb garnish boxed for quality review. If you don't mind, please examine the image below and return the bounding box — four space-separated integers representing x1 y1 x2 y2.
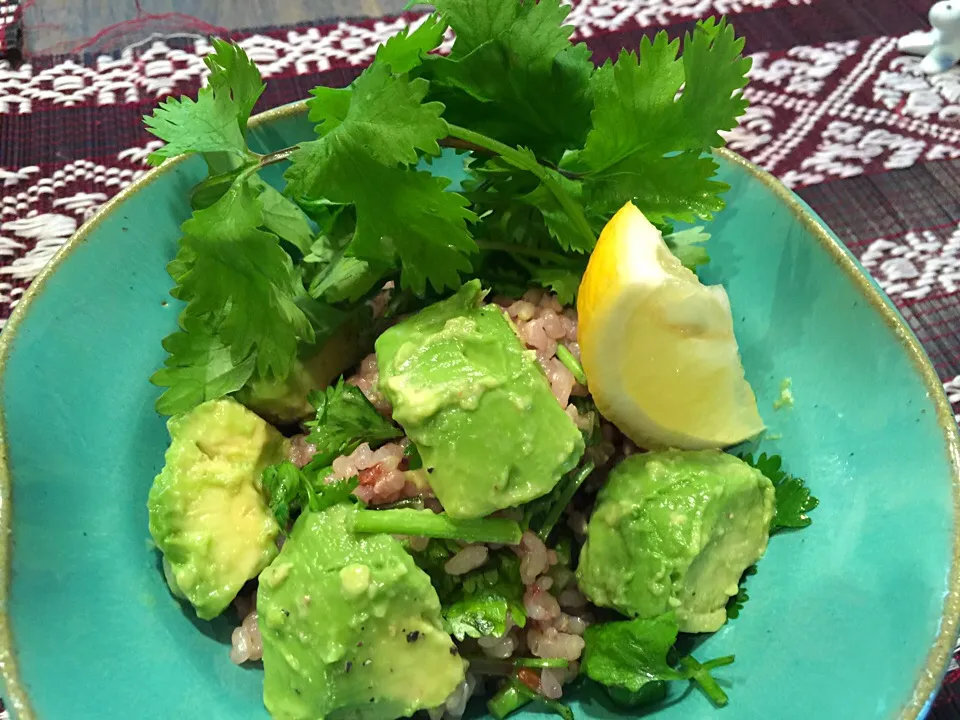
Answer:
742 452 819 532
725 563 757 620
413 541 527 641
582 613 735 708
304 379 403 469
143 2 751 415
261 460 359 527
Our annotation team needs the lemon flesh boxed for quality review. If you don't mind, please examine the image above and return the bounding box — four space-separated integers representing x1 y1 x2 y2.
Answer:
577 202 764 450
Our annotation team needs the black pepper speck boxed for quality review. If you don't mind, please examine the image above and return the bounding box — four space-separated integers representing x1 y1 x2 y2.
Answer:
357 641 363 647
406 631 420 643
345 661 353 674
282 609 290 617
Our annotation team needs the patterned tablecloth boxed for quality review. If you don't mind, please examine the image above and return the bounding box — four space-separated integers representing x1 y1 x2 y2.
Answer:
3 0 960 717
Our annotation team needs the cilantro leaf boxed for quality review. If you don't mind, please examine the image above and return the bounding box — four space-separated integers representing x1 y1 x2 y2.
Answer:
312 255 386 304
258 182 314 254
565 19 750 224
582 613 735 707
664 226 711 272
287 62 477 294
582 151 728 226
262 460 359 528
297 63 446 170
741 452 819 532
303 217 390 303
307 86 352 135
352 162 476 294
305 474 361 513
577 20 748 168
376 13 447 74
175 177 314 381
144 91 249 167
725 564 757 620
305 379 403 468
445 552 528 640
144 39 264 166
520 168 594 253
582 613 684 693
422 0 594 161
190 168 245 210
414 542 527 640
151 314 256 415
204 38 266 136
528 267 581 306
262 460 302 528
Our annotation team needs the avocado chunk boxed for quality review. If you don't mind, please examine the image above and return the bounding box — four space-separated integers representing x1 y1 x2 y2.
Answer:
375 280 584 518
577 450 774 633
148 398 286 620
237 314 372 424
258 505 465 720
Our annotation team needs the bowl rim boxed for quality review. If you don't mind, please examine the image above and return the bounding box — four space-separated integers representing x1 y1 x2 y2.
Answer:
0 101 958 720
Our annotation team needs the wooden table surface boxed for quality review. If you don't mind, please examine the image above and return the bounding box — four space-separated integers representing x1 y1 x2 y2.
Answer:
23 0 412 54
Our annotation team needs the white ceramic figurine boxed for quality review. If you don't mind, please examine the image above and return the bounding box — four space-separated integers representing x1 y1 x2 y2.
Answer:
898 1 960 74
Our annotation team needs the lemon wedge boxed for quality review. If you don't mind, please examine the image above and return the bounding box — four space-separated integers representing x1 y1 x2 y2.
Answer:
577 202 764 450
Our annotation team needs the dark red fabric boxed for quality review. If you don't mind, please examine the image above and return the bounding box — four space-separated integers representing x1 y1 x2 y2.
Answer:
1 0 960 717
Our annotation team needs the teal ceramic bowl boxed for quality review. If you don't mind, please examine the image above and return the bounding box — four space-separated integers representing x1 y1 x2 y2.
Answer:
1 104 959 720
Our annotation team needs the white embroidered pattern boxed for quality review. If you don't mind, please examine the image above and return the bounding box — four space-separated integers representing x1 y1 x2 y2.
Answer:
861 227 960 302
0 0 818 114
741 38 960 185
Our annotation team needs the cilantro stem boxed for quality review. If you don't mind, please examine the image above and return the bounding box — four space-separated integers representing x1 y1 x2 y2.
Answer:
538 461 595 541
467 657 569 676
678 656 731 707
257 146 297 167
489 677 575 720
515 658 569 669
556 345 587 386
475 240 581 268
353 509 522 545
446 124 596 249
700 655 736 671
488 680 533 719
439 138 582 180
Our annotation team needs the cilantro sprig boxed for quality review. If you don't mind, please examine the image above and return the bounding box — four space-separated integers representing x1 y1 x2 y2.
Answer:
413 540 528 641
304 379 403 470
261 460 359 528
725 564 757 620
742 453 819 532
582 613 735 708
144 4 751 416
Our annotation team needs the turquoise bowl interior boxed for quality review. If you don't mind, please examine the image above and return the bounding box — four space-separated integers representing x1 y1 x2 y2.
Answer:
1 104 959 720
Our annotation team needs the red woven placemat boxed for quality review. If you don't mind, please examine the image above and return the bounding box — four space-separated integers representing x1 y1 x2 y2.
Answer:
2 0 960 717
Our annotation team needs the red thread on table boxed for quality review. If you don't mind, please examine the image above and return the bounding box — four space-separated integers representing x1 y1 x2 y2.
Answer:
29 10 229 56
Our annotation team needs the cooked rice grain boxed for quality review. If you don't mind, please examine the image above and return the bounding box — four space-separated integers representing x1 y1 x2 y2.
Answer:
444 544 490 575
230 603 263 664
517 531 549 585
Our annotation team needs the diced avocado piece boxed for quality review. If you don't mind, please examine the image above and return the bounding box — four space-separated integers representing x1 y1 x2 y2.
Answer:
375 280 584 519
148 398 287 620
237 313 372 424
577 450 774 633
258 505 465 720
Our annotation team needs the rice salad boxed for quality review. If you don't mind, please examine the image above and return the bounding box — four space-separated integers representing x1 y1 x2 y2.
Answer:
142 4 818 719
